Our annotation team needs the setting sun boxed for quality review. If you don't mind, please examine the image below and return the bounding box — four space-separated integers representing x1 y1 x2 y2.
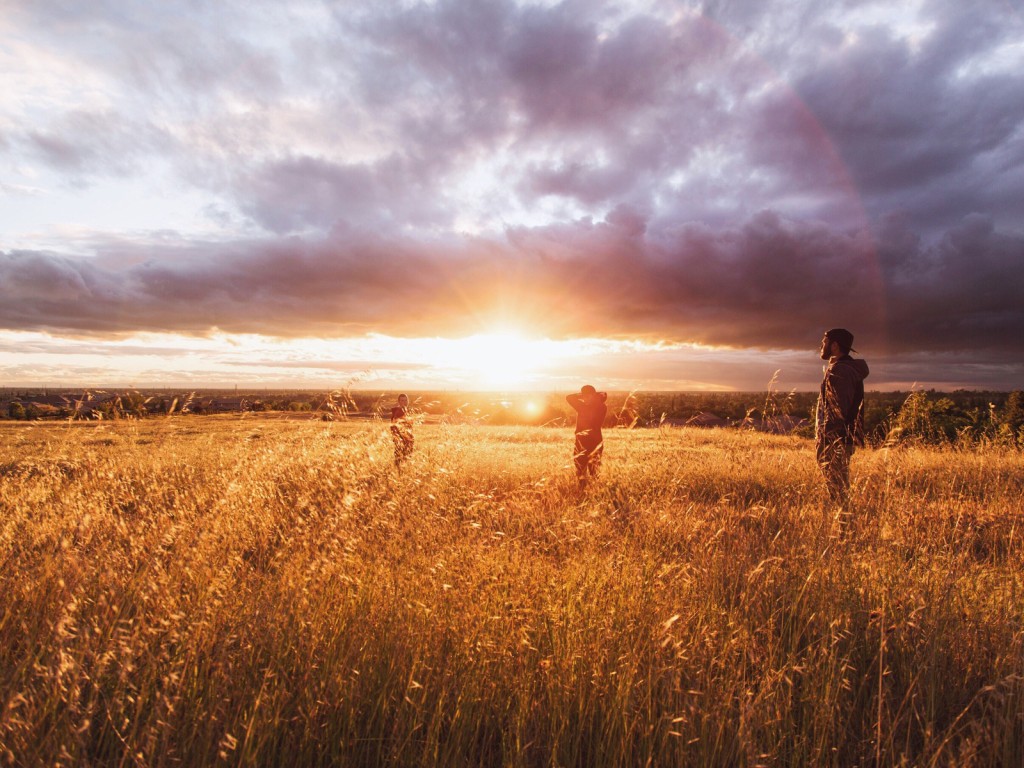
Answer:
439 332 550 389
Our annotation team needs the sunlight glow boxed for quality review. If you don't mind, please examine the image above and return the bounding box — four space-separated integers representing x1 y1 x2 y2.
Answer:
0 329 750 390
436 333 549 388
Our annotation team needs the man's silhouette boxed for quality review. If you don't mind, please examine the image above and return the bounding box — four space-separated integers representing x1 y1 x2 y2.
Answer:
390 394 414 467
566 385 608 490
816 329 869 507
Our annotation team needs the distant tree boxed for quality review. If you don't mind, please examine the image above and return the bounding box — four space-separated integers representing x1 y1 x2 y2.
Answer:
1002 391 1024 431
888 391 940 444
122 391 149 417
886 391 1000 444
994 390 1024 445
8 402 25 420
930 397 970 440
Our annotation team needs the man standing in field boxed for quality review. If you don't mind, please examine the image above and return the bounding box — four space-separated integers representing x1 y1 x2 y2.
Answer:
390 393 414 468
816 329 870 508
566 385 608 490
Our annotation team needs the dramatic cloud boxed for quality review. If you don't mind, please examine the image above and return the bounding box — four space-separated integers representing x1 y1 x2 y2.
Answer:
1 0 1022 388
3 207 1020 355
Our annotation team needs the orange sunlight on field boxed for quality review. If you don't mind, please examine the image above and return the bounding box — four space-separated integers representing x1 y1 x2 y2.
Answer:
2 417 1022 766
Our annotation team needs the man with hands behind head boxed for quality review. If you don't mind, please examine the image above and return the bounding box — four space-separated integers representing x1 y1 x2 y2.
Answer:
566 385 608 490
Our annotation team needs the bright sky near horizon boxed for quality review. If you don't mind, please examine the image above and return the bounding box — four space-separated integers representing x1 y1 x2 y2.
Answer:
2 0 1023 392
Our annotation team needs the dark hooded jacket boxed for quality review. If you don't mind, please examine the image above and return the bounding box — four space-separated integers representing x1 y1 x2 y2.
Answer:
816 355 870 446
566 392 608 448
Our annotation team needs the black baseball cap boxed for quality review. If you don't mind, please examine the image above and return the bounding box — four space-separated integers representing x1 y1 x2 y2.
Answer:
824 328 856 352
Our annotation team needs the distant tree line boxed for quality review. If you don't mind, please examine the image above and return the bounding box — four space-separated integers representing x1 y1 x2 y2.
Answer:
3 388 1023 446
882 390 1024 446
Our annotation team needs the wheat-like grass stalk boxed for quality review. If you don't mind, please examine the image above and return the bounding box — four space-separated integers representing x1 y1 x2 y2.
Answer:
0 419 1020 766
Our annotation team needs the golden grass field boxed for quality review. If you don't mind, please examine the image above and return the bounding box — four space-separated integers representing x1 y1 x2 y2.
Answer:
1 417 1022 767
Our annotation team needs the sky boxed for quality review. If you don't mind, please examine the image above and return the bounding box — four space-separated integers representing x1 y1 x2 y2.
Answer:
2 0 1023 392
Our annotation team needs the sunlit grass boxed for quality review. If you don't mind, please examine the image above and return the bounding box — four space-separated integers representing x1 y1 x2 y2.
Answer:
1 418 1021 766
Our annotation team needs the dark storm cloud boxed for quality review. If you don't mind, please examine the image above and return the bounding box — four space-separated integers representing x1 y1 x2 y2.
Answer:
215 1 792 237
880 213 1024 350
781 3 1024 233
3 207 1021 353
0 251 129 331
311 0 744 224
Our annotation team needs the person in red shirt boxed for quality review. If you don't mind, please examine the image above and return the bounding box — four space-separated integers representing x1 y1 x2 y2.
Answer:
390 393 414 467
566 385 608 490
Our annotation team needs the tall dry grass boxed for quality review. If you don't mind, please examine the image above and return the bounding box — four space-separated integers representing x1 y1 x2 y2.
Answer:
1 418 1021 767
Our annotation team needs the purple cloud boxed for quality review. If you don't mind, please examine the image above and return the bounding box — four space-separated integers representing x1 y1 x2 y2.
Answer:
2 0 1022 384
3 205 1021 356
